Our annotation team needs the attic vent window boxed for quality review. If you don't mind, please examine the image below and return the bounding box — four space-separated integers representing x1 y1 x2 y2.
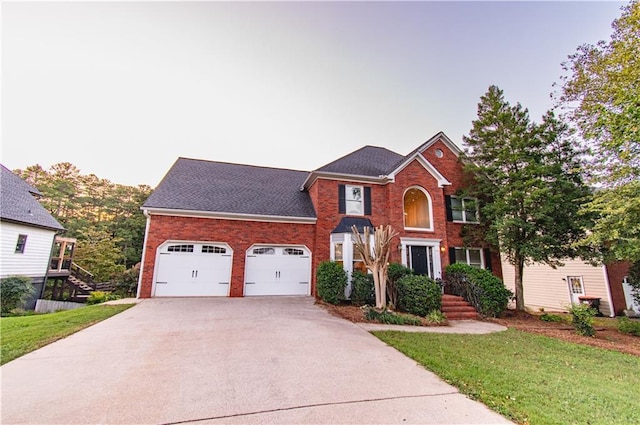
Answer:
202 245 226 254
435 149 444 158
167 244 194 252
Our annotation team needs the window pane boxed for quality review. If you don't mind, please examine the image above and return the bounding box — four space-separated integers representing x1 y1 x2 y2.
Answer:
346 200 363 215
454 248 467 263
334 243 343 260
404 188 430 228
468 249 482 268
451 197 464 221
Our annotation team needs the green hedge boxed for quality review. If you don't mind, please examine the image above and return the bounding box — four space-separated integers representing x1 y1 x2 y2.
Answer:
316 261 347 305
396 275 441 317
350 271 375 306
444 263 513 317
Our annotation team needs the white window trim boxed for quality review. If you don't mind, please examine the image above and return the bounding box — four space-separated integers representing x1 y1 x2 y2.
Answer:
399 237 442 279
345 184 364 216
451 196 479 224
453 247 484 268
330 232 374 298
403 186 434 232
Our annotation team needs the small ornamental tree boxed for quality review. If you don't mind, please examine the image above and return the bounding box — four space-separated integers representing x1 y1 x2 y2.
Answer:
351 224 398 309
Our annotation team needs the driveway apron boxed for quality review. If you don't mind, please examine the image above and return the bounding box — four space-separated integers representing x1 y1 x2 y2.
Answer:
1 297 511 424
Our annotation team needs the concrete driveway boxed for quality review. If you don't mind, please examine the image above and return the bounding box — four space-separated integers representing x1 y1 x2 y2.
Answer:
1 297 511 424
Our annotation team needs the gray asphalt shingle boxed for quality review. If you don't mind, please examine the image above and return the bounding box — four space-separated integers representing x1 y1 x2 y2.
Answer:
0 164 64 230
143 158 316 218
316 145 405 177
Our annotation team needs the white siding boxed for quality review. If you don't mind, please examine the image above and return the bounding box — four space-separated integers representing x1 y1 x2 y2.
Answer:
501 256 613 317
0 222 56 278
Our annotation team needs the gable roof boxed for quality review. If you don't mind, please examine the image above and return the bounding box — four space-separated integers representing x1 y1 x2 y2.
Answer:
142 158 317 220
317 145 405 177
0 164 64 231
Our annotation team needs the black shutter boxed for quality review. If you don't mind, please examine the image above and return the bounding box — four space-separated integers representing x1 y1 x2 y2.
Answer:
338 185 346 214
449 247 456 265
364 187 372 215
445 195 453 222
484 248 492 272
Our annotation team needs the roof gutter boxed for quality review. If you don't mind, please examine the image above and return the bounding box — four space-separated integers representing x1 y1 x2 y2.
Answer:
301 171 391 191
141 207 317 224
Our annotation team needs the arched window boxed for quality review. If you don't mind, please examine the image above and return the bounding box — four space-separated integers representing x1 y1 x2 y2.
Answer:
404 187 432 230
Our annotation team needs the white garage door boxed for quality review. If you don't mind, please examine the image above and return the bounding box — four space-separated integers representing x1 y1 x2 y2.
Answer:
244 246 311 296
154 242 232 297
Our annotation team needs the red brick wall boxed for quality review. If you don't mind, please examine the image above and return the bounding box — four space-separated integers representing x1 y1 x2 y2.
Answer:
606 261 631 315
139 215 316 298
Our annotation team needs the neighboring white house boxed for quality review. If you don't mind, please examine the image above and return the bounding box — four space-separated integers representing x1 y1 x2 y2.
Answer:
0 164 64 309
501 257 631 317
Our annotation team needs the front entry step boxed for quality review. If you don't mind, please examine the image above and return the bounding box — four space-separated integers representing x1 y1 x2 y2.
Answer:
442 294 479 320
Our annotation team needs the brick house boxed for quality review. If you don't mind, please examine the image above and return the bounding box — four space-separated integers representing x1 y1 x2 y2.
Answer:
137 132 502 298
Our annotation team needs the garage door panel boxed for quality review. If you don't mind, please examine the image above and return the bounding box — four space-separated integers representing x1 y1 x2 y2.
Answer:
244 246 310 296
154 243 232 297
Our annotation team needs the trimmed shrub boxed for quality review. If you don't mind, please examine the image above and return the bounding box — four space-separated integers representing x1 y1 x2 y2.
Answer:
87 291 108 305
396 274 441 317
617 317 640 337
1 276 35 314
364 307 422 326
350 271 375 306
444 263 513 317
568 303 596 336
386 263 413 307
316 261 347 305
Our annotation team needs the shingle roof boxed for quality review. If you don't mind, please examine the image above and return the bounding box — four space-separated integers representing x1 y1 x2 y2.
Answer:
143 158 317 218
331 217 374 234
0 164 64 230
316 145 405 177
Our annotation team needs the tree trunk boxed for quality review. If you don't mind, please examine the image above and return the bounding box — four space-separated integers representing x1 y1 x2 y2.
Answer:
514 256 525 312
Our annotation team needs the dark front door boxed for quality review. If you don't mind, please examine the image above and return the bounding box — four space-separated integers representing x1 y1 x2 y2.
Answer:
409 245 435 278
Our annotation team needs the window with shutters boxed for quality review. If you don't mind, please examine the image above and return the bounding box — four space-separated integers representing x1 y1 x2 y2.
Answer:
453 248 484 268
403 187 433 231
449 196 479 223
339 184 371 216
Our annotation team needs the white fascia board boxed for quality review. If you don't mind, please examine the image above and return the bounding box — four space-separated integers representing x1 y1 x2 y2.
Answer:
302 171 390 190
388 154 451 188
415 132 462 157
142 208 317 224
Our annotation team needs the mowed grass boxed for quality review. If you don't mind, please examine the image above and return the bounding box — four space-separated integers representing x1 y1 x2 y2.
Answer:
1 304 134 365
373 329 640 425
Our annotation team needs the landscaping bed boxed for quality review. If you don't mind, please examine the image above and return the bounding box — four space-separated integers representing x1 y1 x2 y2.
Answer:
489 310 640 357
323 301 640 357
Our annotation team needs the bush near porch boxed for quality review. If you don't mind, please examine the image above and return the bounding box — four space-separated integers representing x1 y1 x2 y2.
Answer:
444 263 513 317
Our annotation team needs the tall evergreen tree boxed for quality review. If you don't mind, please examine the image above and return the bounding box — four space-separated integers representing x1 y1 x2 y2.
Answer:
463 86 591 311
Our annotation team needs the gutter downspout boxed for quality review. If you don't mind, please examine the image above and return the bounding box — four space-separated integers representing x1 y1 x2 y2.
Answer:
136 210 151 299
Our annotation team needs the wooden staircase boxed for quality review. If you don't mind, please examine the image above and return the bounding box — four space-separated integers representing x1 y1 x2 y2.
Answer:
442 294 479 320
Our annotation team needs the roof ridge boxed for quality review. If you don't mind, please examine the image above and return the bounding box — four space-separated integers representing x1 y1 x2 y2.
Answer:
177 157 310 174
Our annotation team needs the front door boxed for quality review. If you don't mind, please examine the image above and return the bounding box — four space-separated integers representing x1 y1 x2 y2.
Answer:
409 245 435 278
567 276 585 305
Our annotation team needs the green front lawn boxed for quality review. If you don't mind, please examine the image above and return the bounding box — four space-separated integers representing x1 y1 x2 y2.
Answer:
374 329 640 425
1 304 134 365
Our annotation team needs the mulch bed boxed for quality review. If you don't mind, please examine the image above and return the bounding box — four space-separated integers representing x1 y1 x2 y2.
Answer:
320 301 640 357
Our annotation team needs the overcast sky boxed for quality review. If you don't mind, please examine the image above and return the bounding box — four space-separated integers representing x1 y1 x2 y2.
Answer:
1 1 625 187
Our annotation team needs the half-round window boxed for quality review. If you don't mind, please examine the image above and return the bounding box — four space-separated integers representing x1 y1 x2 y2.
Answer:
404 187 432 229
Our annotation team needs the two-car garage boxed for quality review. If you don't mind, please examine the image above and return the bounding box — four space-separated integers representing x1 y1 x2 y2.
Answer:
152 241 311 297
